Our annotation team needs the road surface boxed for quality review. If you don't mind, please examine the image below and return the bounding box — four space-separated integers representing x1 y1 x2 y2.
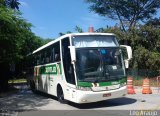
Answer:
0 84 160 116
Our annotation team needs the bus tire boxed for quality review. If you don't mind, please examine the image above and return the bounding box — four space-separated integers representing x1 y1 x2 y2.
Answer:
57 85 65 103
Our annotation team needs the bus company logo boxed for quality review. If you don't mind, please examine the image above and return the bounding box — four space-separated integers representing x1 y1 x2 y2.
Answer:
45 66 56 73
112 81 119 85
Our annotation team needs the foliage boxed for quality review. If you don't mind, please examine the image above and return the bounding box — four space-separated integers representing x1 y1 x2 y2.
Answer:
101 25 160 73
146 18 160 28
42 38 53 45
75 26 83 33
85 0 160 31
4 0 20 10
59 31 72 36
134 47 160 70
0 4 45 92
0 7 42 63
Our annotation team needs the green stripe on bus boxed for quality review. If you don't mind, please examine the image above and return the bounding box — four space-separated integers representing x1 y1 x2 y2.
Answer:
77 81 93 87
99 78 126 86
77 77 126 87
38 63 62 75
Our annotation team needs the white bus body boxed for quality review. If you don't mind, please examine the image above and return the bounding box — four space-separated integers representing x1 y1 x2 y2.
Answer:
27 33 132 103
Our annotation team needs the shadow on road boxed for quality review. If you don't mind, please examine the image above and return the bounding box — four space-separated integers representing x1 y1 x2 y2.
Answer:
0 84 51 112
0 83 137 111
28 90 137 109
34 91 137 109
67 97 137 109
32 90 137 109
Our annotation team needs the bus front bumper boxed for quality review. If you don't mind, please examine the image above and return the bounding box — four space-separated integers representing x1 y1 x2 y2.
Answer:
75 86 127 104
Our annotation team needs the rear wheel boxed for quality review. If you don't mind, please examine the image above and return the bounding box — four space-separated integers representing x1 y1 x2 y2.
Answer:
57 86 65 103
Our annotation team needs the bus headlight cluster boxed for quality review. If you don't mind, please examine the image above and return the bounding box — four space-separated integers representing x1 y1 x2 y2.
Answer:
77 86 92 91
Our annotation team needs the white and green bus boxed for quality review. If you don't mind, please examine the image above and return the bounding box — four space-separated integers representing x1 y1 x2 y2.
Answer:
27 32 132 104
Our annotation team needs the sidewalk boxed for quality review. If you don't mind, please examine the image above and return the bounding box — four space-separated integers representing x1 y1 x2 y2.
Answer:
134 86 160 94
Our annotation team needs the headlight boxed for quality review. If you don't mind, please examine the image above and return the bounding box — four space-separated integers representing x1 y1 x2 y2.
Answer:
77 86 92 91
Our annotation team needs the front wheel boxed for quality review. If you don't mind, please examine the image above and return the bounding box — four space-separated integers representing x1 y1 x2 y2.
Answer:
57 86 65 103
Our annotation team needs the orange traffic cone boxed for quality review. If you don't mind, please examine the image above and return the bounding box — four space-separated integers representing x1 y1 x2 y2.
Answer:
142 78 152 94
127 77 136 94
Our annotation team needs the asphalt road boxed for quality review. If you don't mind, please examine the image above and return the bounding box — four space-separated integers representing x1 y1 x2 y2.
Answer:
0 84 160 116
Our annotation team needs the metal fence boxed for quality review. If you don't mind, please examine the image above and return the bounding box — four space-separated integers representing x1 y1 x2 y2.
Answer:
127 68 160 87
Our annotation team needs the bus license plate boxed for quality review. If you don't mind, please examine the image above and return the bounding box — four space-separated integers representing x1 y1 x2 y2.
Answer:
103 93 111 97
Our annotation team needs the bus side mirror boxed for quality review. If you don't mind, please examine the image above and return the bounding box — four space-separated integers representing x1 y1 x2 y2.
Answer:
120 45 132 68
68 46 76 63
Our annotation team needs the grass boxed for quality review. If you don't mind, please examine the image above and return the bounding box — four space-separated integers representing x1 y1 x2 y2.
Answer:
8 78 27 84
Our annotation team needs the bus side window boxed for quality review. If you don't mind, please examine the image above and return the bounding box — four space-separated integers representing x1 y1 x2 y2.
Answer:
54 42 60 62
49 48 52 62
50 42 60 63
34 54 37 66
33 54 36 66
55 53 60 61
41 51 45 64
51 48 55 62
45 48 51 63
37 53 41 65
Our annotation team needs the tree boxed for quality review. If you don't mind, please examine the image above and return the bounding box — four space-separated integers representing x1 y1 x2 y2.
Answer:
85 0 160 32
146 18 160 28
75 26 83 33
4 0 20 10
42 38 53 45
59 31 72 36
0 3 44 92
134 47 160 72
0 6 19 91
101 25 160 74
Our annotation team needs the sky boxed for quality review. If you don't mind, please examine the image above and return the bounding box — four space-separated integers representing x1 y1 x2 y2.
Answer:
19 0 117 39
19 0 160 39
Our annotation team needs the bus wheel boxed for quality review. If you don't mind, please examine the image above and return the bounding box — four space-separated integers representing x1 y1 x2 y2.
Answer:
57 86 65 103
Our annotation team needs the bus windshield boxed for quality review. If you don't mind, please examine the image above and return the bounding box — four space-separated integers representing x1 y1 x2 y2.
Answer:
75 47 125 83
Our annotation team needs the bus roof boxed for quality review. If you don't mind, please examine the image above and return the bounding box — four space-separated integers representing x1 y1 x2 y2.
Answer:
32 33 115 54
